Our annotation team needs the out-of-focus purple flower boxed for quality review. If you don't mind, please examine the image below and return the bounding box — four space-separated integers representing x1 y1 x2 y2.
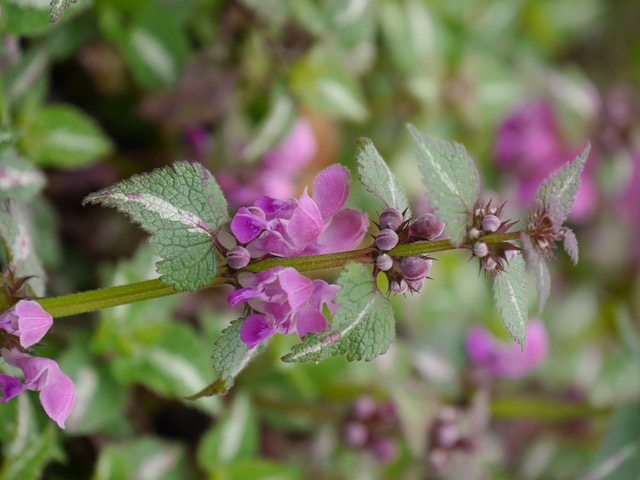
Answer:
618 154 640 260
465 319 548 379
343 396 399 463
230 165 368 257
0 348 75 428
0 300 53 348
218 118 318 206
228 267 339 348
494 100 597 221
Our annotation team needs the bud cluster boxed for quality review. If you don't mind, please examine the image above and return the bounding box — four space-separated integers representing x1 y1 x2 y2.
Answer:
466 200 518 273
342 395 399 463
427 406 476 474
373 209 445 294
525 203 564 257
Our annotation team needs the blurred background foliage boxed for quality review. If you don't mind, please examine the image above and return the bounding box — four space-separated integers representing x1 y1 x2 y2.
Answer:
1 0 640 478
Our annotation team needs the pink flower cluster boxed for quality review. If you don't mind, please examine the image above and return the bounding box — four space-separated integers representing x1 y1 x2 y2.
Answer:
226 165 368 348
0 300 75 428
495 100 596 221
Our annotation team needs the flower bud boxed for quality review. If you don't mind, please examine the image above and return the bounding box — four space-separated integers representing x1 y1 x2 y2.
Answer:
370 436 398 463
390 279 408 294
226 246 251 269
379 208 404 231
407 278 424 292
344 421 368 448
468 227 481 240
483 257 497 271
376 253 393 271
408 214 446 240
481 214 501 233
504 249 518 261
375 228 399 251
400 256 431 281
352 395 377 420
473 241 488 258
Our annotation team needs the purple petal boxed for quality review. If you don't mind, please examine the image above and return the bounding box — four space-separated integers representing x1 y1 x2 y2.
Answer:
254 196 297 220
277 268 314 310
306 208 368 254
293 305 328 338
227 287 263 309
286 191 323 249
309 280 340 314
0 374 27 402
465 327 496 364
240 314 277 349
230 208 270 244
14 300 53 348
312 165 350 220
262 118 317 173
251 230 299 257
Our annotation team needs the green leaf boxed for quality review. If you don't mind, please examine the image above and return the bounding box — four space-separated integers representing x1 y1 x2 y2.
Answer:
49 0 78 23
535 143 591 225
0 127 20 151
92 437 194 480
197 394 258 471
0 1 50 35
213 460 303 480
84 162 228 292
119 2 190 88
0 200 47 296
408 125 480 246
0 147 46 201
209 319 265 394
491 255 528 348
355 137 411 215
585 401 640 480
520 232 550 313
0 396 64 480
283 262 395 363
19 104 113 169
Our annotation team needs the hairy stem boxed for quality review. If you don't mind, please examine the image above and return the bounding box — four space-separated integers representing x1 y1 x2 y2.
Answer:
39 231 522 318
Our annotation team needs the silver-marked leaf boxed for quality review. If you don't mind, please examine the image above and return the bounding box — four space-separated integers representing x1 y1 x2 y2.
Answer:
521 232 550 312
563 227 579 265
492 254 528 348
355 137 411 215
535 144 590 225
283 262 395 363
0 200 46 296
210 319 268 395
49 0 77 23
84 162 228 292
0 127 20 151
408 125 480 246
0 148 46 202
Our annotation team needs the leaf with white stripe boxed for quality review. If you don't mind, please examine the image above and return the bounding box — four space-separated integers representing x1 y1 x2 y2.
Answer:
408 125 480 246
492 254 529 349
535 144 591 225
521 233 551 313
20 104 113 169
84 162 228 291
0 147 46 202
355 137 411 215
283 262 395 363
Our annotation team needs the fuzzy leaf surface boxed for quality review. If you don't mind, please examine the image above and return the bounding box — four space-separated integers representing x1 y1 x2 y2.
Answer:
0 148 46 202
492 254 528 348
49 0 77 23
408 125 480 245
355 137 411 215
199 318 269 396
563 227 579 265
283 262 395 363
84 162 228 291
535 144 590 224
521 233 550 312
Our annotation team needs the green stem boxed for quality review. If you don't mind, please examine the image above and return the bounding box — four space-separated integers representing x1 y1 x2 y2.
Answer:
39 231 523 318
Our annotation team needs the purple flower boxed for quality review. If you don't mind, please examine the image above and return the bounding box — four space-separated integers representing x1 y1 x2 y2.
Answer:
228 267 340 348
230 165 368 257
0 300 53 347
0 301 75 428
465 319 548 379
0 348 75 428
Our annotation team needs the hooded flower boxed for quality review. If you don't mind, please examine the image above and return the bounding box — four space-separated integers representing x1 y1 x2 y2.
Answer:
228 267 340 348
0 301 75 428
465 319 548 379
230 165 368 257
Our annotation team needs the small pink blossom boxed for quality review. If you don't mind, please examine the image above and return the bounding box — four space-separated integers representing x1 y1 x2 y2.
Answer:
465 319 548 379
0 348 75 428
0 300 53 348
228 267 340 348
230 165 368 257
